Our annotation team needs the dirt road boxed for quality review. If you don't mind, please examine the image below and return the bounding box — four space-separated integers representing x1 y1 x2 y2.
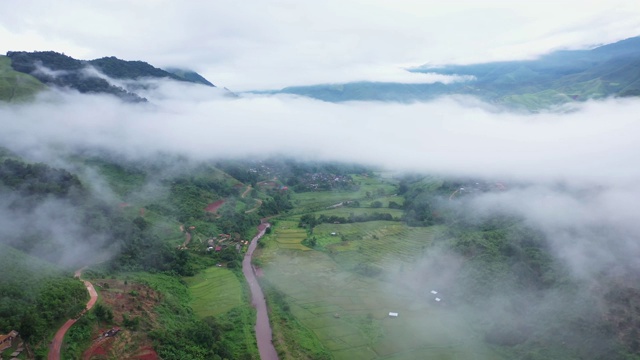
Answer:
245 199 263 214
242 222 279 360
48 269 98 360
241 185 252 198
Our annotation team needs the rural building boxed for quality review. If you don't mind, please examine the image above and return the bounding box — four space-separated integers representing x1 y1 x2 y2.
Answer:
0 330 18 351
388 312 399 317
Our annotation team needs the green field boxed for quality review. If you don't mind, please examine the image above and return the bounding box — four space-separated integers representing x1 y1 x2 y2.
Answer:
184 266 242 318
0 55 44 102
313 207 404 219
259 216 508 360
272 220 312 250
293 175 397 212
258 172 507 359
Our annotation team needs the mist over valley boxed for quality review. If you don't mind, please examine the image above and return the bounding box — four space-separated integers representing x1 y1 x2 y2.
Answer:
2 2 640 359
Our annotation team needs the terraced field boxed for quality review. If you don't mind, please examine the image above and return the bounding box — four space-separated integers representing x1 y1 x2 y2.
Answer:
272 220 311 251
312 221 436 257
313 207 404 219
293 176 397 212
184 266 242 318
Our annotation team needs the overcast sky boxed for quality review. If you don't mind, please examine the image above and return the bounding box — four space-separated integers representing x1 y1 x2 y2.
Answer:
1 1 640 90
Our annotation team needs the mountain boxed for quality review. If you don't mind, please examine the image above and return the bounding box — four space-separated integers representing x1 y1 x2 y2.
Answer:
165 67 215 87
1 51 216 102
262 36 640 110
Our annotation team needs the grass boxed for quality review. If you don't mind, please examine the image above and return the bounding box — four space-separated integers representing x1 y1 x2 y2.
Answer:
183 266 242 318
264 226 500 359
0 55 44 102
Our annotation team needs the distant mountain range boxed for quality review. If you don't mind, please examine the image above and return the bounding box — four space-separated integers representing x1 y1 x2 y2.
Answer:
262 36 640 110
0 51 215 102
3 36 639 109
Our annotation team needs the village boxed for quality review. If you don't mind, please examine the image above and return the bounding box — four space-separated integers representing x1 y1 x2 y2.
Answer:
206 232 249 254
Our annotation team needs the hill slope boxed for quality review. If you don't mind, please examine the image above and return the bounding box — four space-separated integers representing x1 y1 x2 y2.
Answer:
263 36 640 110
0 55 45 102
2 51 216 102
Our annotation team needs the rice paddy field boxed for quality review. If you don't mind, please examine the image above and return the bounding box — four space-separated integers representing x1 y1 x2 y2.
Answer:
258 174 507 359
312 207 404 219
293 175 398 212
270 220 312 251
184 266 242 318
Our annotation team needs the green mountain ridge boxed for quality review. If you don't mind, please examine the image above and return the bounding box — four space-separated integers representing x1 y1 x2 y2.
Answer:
1 51 216 102
262 35 640 110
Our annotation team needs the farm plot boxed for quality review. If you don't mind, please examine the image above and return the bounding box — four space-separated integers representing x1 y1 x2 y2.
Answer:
184 266 242 318
294 191 365 212
313 221 406 249
313 207 404 219
272 221 311 251
261 237 506 360
293 175 398 212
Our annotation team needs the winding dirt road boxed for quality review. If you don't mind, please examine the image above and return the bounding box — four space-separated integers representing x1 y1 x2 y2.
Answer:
48 269 98 360
243 221 279 360
241 185 252 198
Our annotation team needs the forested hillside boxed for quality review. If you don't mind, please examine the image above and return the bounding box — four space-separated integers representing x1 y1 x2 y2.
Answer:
0 152 298 359
1 51 215 102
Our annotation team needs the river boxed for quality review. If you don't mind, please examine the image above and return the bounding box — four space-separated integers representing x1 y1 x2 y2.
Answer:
242 222 279 360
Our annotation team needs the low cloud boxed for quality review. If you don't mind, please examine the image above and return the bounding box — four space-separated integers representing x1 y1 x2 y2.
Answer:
2 83 640 188
0 194 115 267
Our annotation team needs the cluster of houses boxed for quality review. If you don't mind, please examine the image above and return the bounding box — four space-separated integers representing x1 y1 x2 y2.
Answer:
296 173 354 191
206 233 248 253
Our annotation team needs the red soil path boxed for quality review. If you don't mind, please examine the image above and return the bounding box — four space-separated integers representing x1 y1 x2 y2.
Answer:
48 269 98 360
135 346 160 360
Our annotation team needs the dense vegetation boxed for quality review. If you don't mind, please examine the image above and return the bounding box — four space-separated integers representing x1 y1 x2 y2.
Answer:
0 158 83 197
0 152 303 358
6 51 145 102
0 244 87 349
165 67 216 87
3 51 215 102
